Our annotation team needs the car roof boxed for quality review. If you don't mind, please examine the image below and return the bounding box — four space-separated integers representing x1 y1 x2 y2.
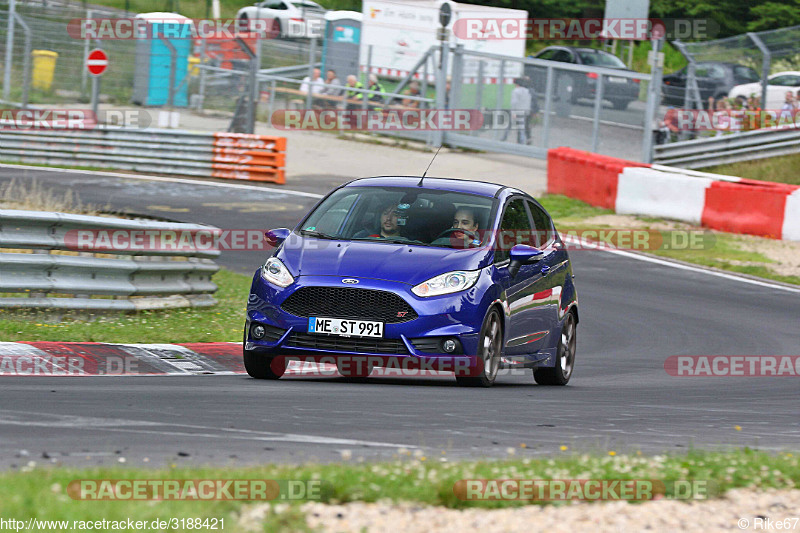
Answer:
345 176 514 198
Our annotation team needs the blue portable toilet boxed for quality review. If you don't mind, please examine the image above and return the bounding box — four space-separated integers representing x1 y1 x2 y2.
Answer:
322 11 362 81
132 13 192 107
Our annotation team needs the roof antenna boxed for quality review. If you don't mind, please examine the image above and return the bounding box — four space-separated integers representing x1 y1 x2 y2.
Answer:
418 145 442 186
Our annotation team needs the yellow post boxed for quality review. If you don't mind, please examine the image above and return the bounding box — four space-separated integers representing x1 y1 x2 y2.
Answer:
32 50 58 91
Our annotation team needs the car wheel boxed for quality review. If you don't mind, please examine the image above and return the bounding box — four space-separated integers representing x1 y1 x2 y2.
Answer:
735 95 747 108
243 349 285 380
272 19 283 39
611 99 630 110
456 308 502 387
237 14 249 33
534 312 576 386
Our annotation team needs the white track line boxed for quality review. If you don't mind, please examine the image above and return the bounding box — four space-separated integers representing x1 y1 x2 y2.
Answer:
0 163 325 199
2 163 796 294
564 235 800 294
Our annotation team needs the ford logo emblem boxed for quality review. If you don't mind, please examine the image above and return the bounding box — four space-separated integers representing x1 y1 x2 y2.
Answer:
341 278 359 284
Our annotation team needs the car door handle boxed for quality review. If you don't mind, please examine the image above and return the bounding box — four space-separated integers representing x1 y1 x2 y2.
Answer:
540 265 550 276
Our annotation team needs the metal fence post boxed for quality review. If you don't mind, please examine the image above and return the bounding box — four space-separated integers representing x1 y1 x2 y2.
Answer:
13 12 31 109
540 65 554 149
362 44 372 112
306 37 317 109
433 43 448 146
493 59 505 140
82 8 93 96
641 37 664 163
197 38 207 110
590 74 604 153
250 35 261 133
450 43 464 110
747 32 771 110
2 0 15 101
474 60 484 136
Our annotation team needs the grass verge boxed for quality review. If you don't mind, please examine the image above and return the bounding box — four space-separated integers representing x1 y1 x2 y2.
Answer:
0 450 797 527
539 195 800 286
704 153 800 186
0 269 252 343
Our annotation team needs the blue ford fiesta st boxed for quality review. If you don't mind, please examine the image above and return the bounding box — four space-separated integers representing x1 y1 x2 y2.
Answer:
244 176 579 386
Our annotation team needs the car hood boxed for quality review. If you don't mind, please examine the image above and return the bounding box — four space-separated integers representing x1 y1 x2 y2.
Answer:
277 237 490 285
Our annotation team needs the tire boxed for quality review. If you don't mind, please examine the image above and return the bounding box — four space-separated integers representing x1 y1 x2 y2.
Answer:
534 312 576 386
272 19 283 39
243 349 285 380
611 99 631 110
237 14 249 33
456 308 502 387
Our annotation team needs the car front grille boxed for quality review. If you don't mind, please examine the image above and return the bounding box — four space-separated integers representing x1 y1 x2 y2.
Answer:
284 332 409 355
280 286 418 323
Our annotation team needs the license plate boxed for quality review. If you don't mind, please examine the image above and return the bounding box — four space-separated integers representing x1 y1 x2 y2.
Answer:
308 317 384 338
608 76 627 83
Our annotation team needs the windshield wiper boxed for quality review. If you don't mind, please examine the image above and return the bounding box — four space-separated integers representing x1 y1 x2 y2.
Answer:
299 229 340 240
381 238 429 246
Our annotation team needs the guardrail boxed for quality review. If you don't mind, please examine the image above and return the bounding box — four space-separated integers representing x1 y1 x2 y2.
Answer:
0 209 222 311
653 126 800 169
0 128 287 184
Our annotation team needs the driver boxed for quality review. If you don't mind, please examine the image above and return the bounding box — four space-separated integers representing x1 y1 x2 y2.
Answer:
451 207 480 242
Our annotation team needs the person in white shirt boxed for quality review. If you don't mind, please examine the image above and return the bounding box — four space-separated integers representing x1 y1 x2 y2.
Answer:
299 68 323 96
502 78 531 144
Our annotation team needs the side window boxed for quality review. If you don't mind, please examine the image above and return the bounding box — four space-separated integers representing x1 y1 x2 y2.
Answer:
308 193 358 235
552 50 574 63
527 201 555 247
536 49 558 61
495 198 533 263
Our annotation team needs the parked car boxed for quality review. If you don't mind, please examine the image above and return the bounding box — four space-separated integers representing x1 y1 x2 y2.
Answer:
661 62 760 108
524 46 641 110
728 71 800 108
244 176 580 387
237 0 326 38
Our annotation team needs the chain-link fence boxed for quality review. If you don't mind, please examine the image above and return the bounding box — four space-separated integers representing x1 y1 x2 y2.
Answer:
1 1 666 161
671 25 800 110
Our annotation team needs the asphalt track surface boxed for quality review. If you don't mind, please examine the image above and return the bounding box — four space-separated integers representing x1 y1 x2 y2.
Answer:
1 166 799 468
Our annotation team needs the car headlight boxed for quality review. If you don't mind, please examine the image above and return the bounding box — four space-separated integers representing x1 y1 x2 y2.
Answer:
411 270 480 297
260 257 294 287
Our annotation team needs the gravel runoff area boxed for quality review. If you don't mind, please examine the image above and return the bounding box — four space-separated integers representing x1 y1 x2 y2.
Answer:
239 489 800 532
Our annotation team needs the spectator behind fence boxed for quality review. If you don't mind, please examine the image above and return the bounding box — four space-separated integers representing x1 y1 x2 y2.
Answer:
367 74 386 108
299 68 324 98
344 75 364 110
317 69 343 108
402 81 422 109
502 78 531 145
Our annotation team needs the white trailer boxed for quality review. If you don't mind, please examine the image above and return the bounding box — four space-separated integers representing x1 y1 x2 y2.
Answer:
360 0 528 82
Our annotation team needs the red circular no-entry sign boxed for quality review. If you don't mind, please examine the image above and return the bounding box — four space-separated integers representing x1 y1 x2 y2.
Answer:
86 49 108 76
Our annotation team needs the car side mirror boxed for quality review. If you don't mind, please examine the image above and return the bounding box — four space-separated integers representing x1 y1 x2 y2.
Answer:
265 228 291 247
508 244 543 277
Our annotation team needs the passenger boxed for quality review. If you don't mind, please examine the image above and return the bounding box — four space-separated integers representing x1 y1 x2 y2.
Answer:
361 202 401 239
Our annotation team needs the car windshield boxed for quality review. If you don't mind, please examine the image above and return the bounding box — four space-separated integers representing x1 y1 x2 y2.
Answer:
577 50 626 68
299 186 496 248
